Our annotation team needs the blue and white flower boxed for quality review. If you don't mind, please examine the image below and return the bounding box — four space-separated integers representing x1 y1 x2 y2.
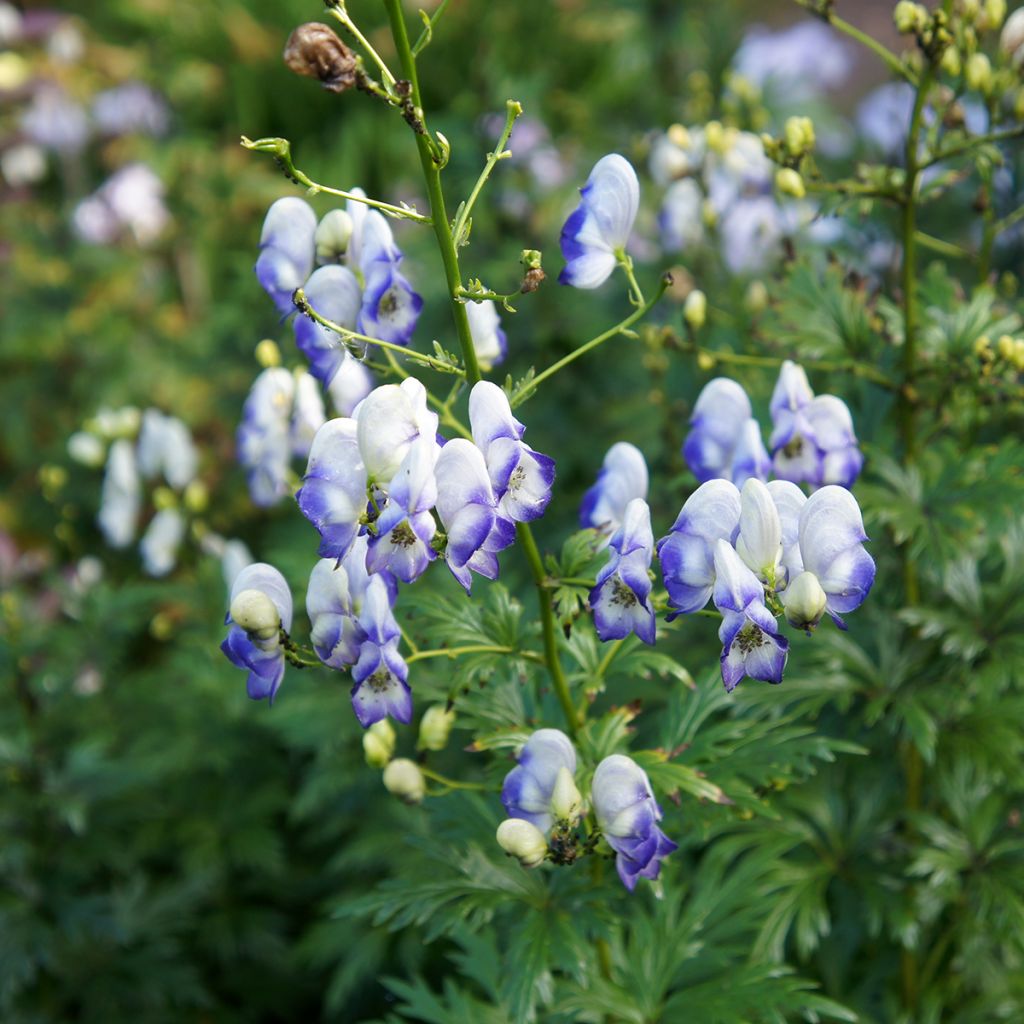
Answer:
580 441 649 539
659 177 705 253
433 438 515 592
355 212 423 346
465 299 508 371
591 498 656 645
468 381 555 524
289 371 326 457
98 438 141 548
592 755 677 891
713 539 788 691
683 378 770 486
255 196 317 315
139 507 185 577
327 349 375 416
296 417 368 561
294 264 364 386
560 154 640 289
734 478 782 586
767 479 807 583
136 409 198 490
657 479 741 617
355 378 439 489
796 485 875 628
501 728 578 835
237 367 295 507
350 573 412 727
732 21 853 99
221 562 293 704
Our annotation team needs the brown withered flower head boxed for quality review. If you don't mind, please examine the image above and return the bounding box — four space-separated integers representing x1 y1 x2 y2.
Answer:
282 23 357 93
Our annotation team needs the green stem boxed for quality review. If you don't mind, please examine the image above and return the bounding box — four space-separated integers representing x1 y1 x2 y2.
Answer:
420 766 495 792
919 125 1024 171
517 523 579 738
326 3 398 88
993 202 1024 239
513 277 669 407
914 230 969 260
615 249 646 306
382 0 482 386
595 638 626 681
407 644 522 664
411 0 452 56
452 99 523 247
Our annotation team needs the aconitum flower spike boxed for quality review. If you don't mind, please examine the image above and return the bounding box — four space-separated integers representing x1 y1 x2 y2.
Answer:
501 729 577 835
350 573 411 727
296 418 368 561
465 299 508 371
221 562 293 704
580 441 649 539
256 196 317 315
592 755 677 891
468 381 555 523
797 485 875 628
433 438 515 592
294 264 363 386
657 479 741 617
591 498 656 645
713 539 788 691
98 438 141 548
559 153 640 289
683 378 769 486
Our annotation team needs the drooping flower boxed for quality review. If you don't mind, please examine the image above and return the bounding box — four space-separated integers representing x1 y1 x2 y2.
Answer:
236 368 295 507
580 441 649 539
139 508 185 577
560 154 640 289
221 562 293 704
591 498 656 645
592 755 677 891
501 728 578 835
350 573 412 727
433 438 515 592
796 485 875 628
712 539 788 691
354 212 422 346
465 299 508 371
657 479 741 617
256 196 317 315
98 439 141 548
296 417 368 561
294 264 363 386
683 378 770 486
136 409 198 490
468 381 555 524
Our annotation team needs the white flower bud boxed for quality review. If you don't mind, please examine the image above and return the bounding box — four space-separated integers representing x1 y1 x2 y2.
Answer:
683 289 707 330
363 719 396 768
550 766 583 824
1001 7 1024 63
775 168 806 199
229 588 281 641
496 818 548 868
68 431 106 467
382 758 425 804
781 571 828 631
315 209 354 263
417 705 455 752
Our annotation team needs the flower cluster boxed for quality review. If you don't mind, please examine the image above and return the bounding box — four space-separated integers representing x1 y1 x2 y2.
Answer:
685 361 863 490
497 729 676 891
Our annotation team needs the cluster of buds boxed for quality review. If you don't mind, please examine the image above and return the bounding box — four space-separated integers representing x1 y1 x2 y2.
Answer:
761 116 816 200
974 333 1024 371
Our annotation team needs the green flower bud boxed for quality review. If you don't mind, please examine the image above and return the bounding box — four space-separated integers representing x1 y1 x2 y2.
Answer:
965 52 993 92
683 289 707 330
183 479 208 514
363 719 396 768
783 115 815 156
496 818 548 868
68 431 106 467
255 339 281 368
417 705 455 752
775 168 806 198
781 571 828 631
550 766 583 824
382 758 425 804
894 1 928 34
998 333 1016 360
984 0 1007 31
940 45 962 76
315 209 353 263
1012 338 1024 371
745 280 769 314
229 588 281 641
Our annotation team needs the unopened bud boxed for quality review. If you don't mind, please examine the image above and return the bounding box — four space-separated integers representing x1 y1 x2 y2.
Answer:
152 486 177 511
704 120 726 153
283 22 357 93
974 334 993 358
667 123 691 149
68 431 106 467
363 719 396 768
229 588 281 641
781 571 828 631
894 1 928 33
1012 338 1024 370
39 464 67 497
997 333 1016 360
783 115 815 156
745 279 769 314
417 705 455 751
940 45 962 76
255 339 281 368
984 0 1007 30
697 351 715 372
315 209 353 263
1002 7 1024 63
183 479 208 514
683 288 707 330
776 167 806 198
382 758 425 804
965 52 993 92
496 818 548 868
960 0 981 21
550 766 583 824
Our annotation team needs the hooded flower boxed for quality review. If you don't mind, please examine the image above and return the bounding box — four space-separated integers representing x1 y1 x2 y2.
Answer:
139 508 185 577
465 299 508 371
136 409 198 490
683 378 770 486
592 755 677 891
501 729 578 835
734 478 783 586
580 441 649 539
560 154 640 289
237 368 295 507
659 177 706 253
591 498 657 645
221 562 293 704
290 371 327 457
355 378 439 488
468 381 555 524
355 212 423 346
713 539 788 691
350 573 412 727
657 479 741 617
256 196 317 315
98 439 141 548
294 264 364 386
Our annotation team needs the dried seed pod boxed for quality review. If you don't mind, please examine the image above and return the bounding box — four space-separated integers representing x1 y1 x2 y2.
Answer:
520 267 546 293
282 23 357 93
